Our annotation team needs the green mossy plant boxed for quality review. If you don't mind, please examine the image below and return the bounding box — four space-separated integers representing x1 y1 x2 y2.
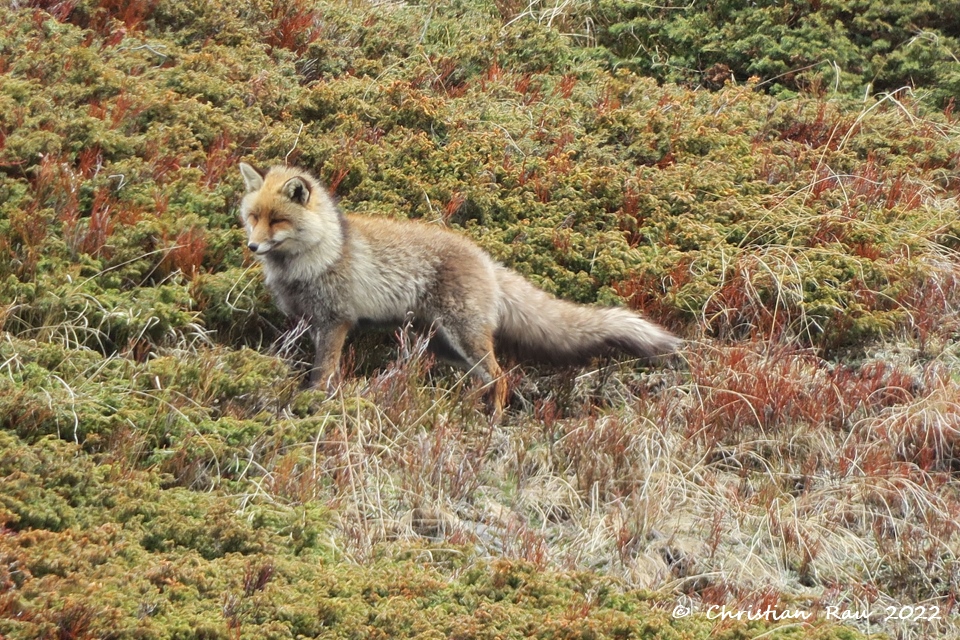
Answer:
593 0 960 106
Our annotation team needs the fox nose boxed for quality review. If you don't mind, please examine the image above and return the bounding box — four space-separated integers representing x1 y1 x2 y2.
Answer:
247 242 259 252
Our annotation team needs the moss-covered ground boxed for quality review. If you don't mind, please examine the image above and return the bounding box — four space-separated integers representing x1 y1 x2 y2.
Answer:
3 0 960 637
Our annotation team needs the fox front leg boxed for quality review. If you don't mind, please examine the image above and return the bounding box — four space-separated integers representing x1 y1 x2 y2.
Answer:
309 320 352 390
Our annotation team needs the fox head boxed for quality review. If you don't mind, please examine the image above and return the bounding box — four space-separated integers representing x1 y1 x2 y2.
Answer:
238 163 343 266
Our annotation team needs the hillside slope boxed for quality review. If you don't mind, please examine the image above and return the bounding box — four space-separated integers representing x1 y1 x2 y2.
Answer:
2 1 960 638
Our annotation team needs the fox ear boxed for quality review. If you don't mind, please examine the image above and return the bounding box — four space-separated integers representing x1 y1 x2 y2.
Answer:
282 176 311 205
239 162 264 193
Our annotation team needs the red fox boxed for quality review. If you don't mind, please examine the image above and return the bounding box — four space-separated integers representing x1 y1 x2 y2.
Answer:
238 163 680 412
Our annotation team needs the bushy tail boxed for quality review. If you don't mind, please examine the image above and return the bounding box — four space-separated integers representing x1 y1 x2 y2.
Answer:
493 267 680 366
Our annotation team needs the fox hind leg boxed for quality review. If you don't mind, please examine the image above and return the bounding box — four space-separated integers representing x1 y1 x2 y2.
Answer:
434 322 508 415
